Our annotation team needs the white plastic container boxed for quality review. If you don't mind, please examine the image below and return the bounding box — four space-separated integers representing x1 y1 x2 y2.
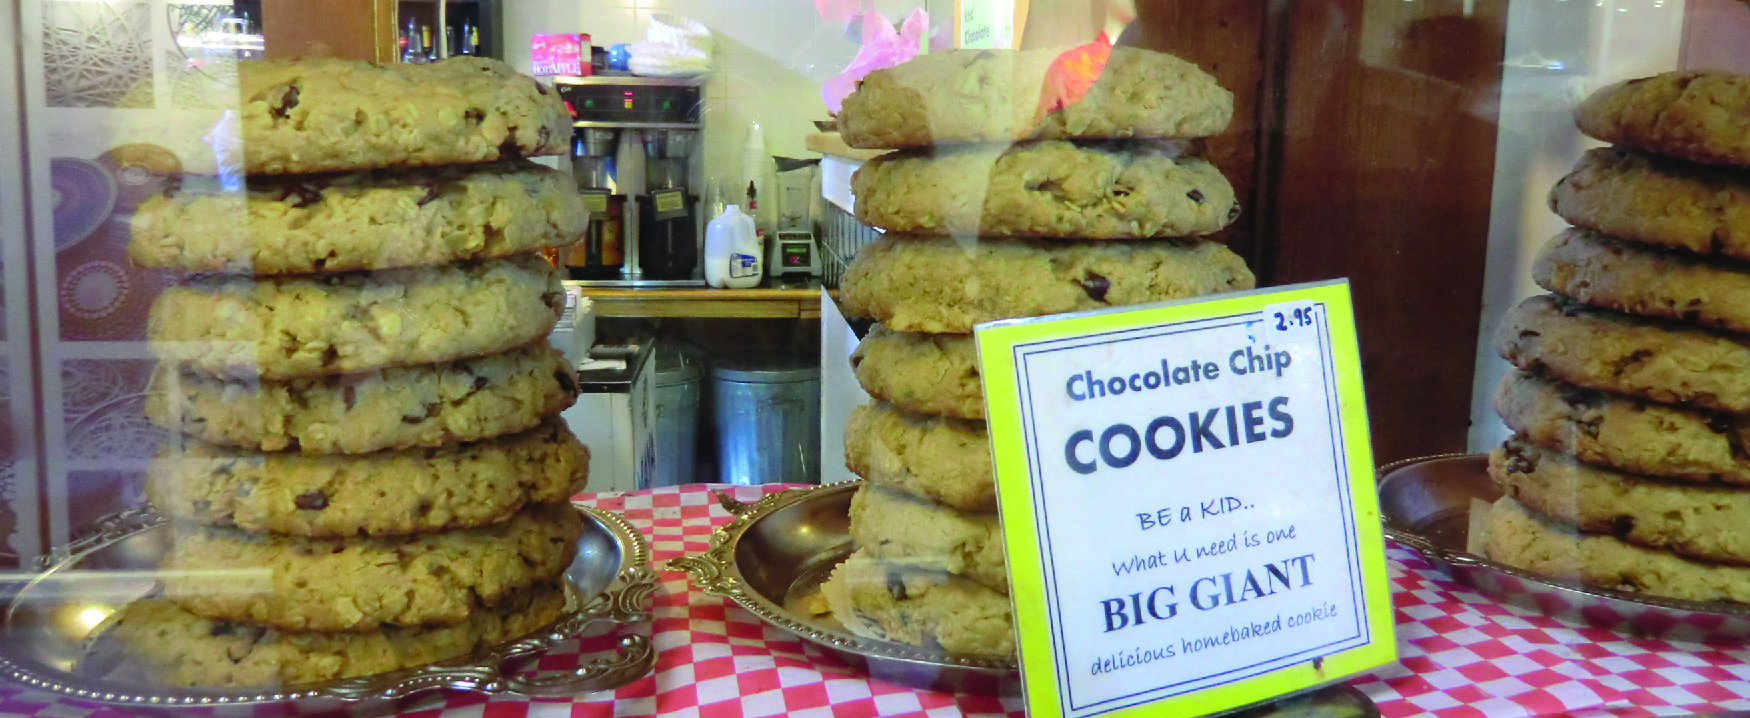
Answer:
704 204 762 288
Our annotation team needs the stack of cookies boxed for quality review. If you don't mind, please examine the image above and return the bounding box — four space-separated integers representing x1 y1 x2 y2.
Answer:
819 46 1255 656
114 57 593 687
1481 70 1750 603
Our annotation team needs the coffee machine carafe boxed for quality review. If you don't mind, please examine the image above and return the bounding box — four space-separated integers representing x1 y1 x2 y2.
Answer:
565 128 628 280
637 129 699 280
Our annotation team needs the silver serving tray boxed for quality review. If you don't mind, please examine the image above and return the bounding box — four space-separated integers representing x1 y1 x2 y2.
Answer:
1380 453 1750 641
0 502 659 714
668 481 1022 695
667 480 1384 718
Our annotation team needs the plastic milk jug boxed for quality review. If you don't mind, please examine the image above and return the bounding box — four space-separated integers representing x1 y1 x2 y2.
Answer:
705 204 761 288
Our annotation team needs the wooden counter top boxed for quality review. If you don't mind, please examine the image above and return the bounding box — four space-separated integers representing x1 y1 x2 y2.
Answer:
578 286 824 319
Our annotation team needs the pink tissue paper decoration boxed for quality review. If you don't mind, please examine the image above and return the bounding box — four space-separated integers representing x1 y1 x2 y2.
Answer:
820 9 927 115
814 0 858 23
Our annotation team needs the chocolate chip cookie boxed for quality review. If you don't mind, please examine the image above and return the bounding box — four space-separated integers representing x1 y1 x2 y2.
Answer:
840 235 1253 333
1533 227 1750 333
161 502 580 631
114 582 565 687
129 160 586 274
1497 294 1750 413
1492 438 1750 564
837 46 1232 149
844 403 995 512
237 57 570 174
146 343 578 454
1482 497 1750 603
850 326 983 421
852 140 1236 238
820 549 1014 657
1549 147 1750 260
148 254 564 380
1494 370 1750 484
1575 72 1750 167
147 418 589 537
850 485 1006 593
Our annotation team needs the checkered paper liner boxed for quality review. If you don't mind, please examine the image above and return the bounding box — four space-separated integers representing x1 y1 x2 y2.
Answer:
7 484 1750 718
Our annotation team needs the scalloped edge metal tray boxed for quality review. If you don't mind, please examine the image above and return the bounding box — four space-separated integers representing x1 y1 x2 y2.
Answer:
1380 453 1750 641
0 502 659 714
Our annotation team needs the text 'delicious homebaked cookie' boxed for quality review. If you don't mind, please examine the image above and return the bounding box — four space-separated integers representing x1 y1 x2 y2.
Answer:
147 418 589 537
1576 72 1750 167
147 343 579 454
836 46 1232 149
148 254 564 380
1494 370 1750 484
845 403 994 513
840 235 1253 334
1481 496 1750 603
850 326 983 421
129 160 587 275
1497 294 1750 413
849 485 1006 593
161 502 581 632
1492 438 1750 565
114 582 565 688
820 549 1014 657
1549 147 1750 260
238 57 571 175
1534 227 1750 333
851 140 1237 238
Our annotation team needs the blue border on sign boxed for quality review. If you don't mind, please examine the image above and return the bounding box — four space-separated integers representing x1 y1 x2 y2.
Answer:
1007 306 1371 718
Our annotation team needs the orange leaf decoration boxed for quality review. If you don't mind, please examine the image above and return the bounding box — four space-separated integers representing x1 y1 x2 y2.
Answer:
1037 33 1113 123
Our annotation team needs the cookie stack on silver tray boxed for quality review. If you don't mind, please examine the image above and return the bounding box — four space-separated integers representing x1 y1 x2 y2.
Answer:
117 57 592 687
1481 70 1750 604
819 45 1255 657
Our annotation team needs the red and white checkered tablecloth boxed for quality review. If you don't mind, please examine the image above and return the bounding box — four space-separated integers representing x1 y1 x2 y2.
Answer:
6 483 1750 718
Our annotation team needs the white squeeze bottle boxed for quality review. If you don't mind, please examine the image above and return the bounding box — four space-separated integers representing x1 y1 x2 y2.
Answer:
704 204 762 288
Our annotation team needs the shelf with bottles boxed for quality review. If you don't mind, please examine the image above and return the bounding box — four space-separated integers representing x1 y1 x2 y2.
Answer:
395 0 497 62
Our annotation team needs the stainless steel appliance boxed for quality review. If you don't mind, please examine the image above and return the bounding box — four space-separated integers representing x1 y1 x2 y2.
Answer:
553 75 707 286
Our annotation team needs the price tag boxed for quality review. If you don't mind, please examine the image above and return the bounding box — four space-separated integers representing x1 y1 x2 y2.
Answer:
580 189 610 215
651 187 687 220
975 279 1394 718
1263 300 1319 345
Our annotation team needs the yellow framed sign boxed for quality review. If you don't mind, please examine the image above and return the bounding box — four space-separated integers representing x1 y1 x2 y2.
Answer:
975 280 1395 718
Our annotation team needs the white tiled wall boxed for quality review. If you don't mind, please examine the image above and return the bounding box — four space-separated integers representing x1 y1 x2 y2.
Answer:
505 0 925 189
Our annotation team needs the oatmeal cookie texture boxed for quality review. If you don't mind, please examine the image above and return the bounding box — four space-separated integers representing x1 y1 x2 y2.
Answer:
837 46 1232 148
1575 72 1750 167
840 235 1253 333
844 403 995 512
1482 496 1750 603
850 326 984 421
1496 294 1750 413
1549 147 1750 260
851 141 1237 238
237 57 570 174
147 418 588 537
129 160 586 274
114 582 564 687
1534 228 1750 334
147 254 564 380
1492 438 1750 564
1494 370 1750 484
820 549 1014 657
146 343 578 454
160 502 581 632
849 485 1006 593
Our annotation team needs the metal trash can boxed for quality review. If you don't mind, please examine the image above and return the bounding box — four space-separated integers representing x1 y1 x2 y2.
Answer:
710 357 820 485
644 351 702 489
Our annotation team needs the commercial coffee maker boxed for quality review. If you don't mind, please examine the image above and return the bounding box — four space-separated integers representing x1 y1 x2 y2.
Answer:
556 75 705 284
